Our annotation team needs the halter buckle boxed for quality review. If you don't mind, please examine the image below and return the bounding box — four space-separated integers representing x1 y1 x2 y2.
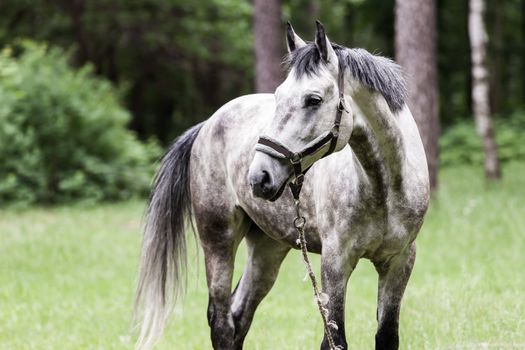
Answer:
290 153 301 164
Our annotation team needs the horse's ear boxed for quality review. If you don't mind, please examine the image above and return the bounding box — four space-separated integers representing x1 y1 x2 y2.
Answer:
314 20 337 64
286 22 306 53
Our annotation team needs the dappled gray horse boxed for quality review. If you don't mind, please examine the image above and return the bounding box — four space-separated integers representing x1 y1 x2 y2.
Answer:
135 22 429 350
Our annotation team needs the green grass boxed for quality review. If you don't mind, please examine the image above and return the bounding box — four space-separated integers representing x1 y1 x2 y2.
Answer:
1 163 524 349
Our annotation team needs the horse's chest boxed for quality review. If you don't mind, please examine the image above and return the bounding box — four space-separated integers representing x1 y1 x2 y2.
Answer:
240 173 425 259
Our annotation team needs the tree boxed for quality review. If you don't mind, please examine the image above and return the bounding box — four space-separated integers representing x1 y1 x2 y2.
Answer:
253 0 283 92
468 0 501 179
0 42 159 205
0 0 254 143
395 0 440 191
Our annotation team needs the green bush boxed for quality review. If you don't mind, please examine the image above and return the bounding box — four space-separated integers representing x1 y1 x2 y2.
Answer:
0 41 160 206
440 111 525 167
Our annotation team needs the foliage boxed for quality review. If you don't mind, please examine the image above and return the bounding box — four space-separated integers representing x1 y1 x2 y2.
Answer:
440 111 525 167
0 42 160 206
284 0 395 57
0 0 253 143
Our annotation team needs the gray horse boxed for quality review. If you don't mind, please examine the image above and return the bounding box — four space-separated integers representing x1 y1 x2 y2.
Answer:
135 22 429 350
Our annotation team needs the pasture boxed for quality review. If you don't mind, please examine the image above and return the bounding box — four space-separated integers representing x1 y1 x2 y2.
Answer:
1 163 524 349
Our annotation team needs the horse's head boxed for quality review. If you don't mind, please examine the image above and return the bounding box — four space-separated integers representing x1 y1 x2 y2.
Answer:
249 22 354 201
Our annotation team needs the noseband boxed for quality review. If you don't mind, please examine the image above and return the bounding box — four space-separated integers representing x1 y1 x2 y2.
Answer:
256 63 348 200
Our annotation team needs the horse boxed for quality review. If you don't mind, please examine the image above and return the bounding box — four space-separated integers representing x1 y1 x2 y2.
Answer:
134 21 430 350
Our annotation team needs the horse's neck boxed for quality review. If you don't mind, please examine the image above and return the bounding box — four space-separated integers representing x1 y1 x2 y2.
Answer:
349 85 406 193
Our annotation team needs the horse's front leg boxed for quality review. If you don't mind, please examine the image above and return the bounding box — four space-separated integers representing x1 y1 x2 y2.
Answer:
319 243 359 350
374 241 416 350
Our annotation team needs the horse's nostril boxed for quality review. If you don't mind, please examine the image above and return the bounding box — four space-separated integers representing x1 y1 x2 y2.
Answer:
260 171 270 189
251 170 273 198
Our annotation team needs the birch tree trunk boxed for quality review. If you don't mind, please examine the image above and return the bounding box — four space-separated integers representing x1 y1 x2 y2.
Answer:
253 0 283 93
395 0 440 191
469 0 502 179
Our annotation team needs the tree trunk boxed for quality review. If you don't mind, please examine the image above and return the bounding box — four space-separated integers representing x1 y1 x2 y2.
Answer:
68 0 90 65
395 0 440 191
308 0 320 20
522 0 525 102
253 0 283 93
468 0 501 180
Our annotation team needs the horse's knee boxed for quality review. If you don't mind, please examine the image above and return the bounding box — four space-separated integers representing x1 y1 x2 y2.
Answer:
207 299 216 327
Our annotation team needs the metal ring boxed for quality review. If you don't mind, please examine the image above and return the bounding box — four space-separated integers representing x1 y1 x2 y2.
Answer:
293 216 306 229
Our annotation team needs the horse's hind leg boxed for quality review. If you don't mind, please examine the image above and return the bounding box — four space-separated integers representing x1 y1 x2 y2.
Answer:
196 207 249 350
374 242 416 350
230 228 290 349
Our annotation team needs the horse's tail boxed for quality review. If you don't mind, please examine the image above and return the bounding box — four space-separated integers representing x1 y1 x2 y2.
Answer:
134 122 204 350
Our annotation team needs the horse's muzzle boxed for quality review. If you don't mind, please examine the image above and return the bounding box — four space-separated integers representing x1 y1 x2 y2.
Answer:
248 150 292 201
250 170 274 198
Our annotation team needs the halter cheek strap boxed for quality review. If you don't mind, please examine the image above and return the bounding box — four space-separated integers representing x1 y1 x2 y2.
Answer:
256 62 348 200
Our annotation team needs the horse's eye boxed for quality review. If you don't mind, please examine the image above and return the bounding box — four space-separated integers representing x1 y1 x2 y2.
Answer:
304 95 322 108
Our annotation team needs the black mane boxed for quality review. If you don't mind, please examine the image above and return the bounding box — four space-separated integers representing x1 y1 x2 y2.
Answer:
287 43 407 112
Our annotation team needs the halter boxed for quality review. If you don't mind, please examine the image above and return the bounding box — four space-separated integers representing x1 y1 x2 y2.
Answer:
255 61 348 200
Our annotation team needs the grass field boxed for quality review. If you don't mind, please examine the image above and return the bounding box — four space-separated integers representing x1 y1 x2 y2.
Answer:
1 163 524 349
